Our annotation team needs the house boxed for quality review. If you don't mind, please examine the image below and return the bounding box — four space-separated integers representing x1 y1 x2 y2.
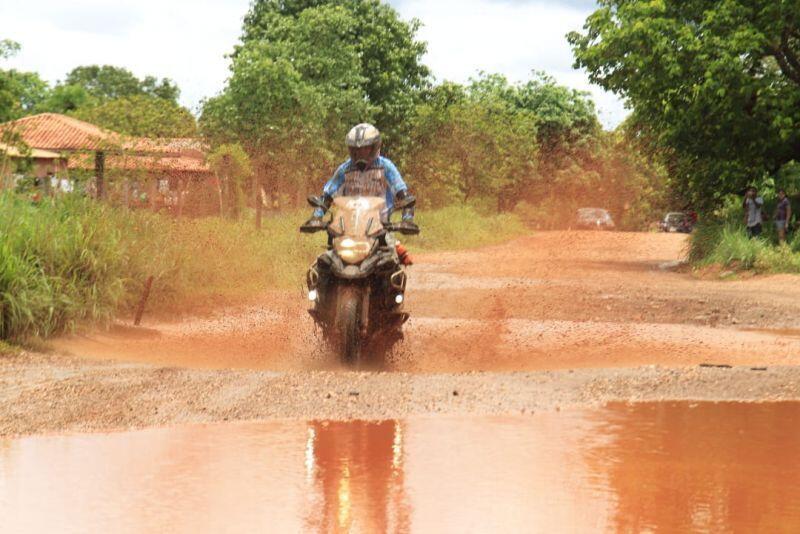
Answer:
0 141 66 190
0 113 216 214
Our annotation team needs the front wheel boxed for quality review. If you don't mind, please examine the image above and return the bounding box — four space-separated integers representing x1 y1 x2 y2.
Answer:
336 285 363 366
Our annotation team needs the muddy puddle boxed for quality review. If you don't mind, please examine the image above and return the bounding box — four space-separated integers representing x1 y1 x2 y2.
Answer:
2 402 799 533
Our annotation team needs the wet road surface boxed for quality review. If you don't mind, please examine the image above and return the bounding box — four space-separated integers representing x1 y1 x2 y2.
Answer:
3 401 799 533
53 232 800 372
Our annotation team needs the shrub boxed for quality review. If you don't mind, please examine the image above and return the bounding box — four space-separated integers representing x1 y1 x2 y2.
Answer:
0 194 527 340
688 219 800 274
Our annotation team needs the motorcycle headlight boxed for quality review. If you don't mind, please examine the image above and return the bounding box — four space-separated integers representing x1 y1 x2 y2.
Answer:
335 238 372 264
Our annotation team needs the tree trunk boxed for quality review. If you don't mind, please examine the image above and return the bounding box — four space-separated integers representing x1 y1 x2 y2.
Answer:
215 174 224 217
253 173 262 230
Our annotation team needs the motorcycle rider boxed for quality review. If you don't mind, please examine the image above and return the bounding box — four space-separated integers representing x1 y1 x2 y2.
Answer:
301 124 418 242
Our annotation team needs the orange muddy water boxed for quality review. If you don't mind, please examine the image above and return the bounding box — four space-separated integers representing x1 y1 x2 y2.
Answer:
3 402 799 533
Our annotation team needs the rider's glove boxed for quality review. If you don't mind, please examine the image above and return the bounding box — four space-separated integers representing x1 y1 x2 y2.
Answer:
311 193 334 218
395 190 416 221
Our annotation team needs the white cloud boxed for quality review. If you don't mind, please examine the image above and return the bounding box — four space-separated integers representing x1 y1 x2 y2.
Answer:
1 0 250 113
1 0 627 127
391 0 627 128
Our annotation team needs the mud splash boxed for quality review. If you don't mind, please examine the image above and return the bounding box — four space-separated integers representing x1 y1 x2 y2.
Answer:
51 231 800 373
2 402 799 532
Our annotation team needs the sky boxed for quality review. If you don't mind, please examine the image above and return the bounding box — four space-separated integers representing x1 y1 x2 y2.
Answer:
0 0 627 128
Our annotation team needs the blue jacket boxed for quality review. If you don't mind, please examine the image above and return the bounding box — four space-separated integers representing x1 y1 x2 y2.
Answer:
314 156 409 218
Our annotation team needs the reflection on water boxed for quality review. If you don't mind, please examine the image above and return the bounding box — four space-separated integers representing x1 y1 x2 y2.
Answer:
1 403 799 533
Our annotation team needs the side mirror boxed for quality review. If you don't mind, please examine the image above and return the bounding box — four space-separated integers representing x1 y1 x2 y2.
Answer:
385 222 420 236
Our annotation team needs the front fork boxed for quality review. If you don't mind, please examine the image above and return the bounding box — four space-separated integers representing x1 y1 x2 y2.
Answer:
307 262 406 335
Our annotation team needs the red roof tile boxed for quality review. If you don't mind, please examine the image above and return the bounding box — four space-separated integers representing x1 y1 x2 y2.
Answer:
124 137 208 157
0 113 119 151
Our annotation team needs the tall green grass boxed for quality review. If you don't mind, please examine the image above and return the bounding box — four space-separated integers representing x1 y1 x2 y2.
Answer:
688 220 800 273
405 205 527 251
0 195 527 340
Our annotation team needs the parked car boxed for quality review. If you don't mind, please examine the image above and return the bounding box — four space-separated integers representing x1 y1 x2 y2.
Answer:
576 207 615 230
659 212 694 233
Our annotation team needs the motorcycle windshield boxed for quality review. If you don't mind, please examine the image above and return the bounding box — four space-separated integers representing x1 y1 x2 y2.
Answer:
331 196 387 238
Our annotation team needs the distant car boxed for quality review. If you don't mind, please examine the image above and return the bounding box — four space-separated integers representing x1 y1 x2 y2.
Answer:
660 212 694 233
576 208 615 230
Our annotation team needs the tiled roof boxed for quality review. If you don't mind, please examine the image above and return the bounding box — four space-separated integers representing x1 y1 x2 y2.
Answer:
2 113 212 176
124 137 208 157
0 113 118 151
0 142 63 159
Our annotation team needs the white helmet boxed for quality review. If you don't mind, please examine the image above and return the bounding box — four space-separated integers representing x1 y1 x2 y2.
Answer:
346 123 381 170
346 123 381 148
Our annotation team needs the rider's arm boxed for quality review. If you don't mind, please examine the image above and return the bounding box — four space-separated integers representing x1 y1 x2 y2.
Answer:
313 163 348 217
381 158 414 221
381 157 408 196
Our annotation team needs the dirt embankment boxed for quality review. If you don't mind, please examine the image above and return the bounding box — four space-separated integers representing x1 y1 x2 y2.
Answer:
3 231 800 437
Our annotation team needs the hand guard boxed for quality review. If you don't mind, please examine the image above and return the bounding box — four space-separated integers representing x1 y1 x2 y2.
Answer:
300 216 327 233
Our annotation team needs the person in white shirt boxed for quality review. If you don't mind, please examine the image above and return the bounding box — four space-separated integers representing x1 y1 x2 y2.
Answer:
743 186 764 238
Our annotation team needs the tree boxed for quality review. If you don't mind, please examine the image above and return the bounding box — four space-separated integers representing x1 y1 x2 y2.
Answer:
569 0 800 209
207 143 253 218
72 95 197 137
64 65 181 103
238 0 430 146
404 77 539 209
36 84 94 114
201 4 382 206
0 40 50 121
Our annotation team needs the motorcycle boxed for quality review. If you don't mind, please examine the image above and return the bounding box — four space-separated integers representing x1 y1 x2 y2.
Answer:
300 193 419 365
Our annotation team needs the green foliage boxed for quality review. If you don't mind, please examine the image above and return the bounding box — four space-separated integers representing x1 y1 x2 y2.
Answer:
207 143 253 218
404 205 527 251
0 40 50 122
688 220 800 273
0 40 19 59
403 78 539 208
203 2 411 203
36 84 94 114
0 192 317 340
0 48 192 138
569 0 800 210
64 65 180 103
0 192 530 341
0 194 128 339
403 74 665 224
71 95 197 137
207 4 371 146
239 0 430 145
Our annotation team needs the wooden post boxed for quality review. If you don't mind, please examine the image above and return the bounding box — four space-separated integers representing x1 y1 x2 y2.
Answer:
133 276 154 326
253 173 262 230
94 151 105 200
149 177 158 212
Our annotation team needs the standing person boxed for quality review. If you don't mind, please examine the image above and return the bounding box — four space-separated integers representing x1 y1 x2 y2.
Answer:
743 186 764 238
774 189 792 243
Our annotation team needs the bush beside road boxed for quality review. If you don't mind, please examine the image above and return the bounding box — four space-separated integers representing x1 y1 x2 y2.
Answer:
0 194 528 342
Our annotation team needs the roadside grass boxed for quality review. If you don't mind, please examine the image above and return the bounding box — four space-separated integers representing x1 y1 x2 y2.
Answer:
0 194 527 340
0 339 21 356
405 204 527 251
688 220 800 274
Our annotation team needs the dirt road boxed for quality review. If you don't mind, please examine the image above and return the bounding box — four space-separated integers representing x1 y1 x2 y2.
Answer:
3 231 800 436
